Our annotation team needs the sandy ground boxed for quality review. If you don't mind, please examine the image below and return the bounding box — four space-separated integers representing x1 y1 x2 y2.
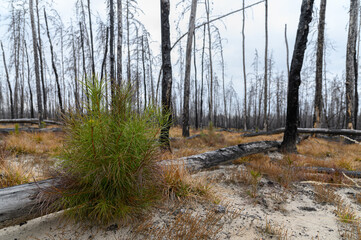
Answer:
1 159 361 239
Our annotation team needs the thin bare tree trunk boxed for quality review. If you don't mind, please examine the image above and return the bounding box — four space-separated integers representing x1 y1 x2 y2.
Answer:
242 0 247 130
285 24 290 78
24 41 34 118
142 35 147 109
263 0 268 131
44 9 63 114
100 27 109 82
117 0 123 86
205 0 213 125
313 0 327 129
160 0 173 149
200 25 206 129
182 0 197 137
345 0 359 129
79 22 89 105
36 0 46 120
126 0 131 84
30 0 43 126
1 42 14 119
87 0 95 83
109 0 115 102
193 33 199 129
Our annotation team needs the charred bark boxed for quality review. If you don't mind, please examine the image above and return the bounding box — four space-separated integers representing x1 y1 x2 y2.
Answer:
160 0 173 149
280 0 314 152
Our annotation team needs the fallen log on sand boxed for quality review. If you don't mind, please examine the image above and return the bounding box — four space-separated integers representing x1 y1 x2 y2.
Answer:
0 179 59 229
242 128 361 137
161 141 281 172
0 118 63 126
0 128 63 134
0 140 280 228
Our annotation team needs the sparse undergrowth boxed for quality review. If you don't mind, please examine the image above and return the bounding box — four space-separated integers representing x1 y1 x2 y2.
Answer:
313 185 361 239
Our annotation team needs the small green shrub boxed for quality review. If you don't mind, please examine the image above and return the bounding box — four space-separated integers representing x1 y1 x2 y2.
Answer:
14 123 19 134
45 78 166 224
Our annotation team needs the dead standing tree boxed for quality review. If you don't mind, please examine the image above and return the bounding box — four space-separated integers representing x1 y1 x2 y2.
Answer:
313 0 327 129
30 0 43 126
280 0 314 153
44 9 64 115
117 0 123 86
263 0 268 131
242 0 247 130
345 0 359 130
160 0 173 149
182 0 198 137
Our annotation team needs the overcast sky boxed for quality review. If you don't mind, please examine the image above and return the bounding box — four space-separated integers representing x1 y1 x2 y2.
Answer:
0 0 353 97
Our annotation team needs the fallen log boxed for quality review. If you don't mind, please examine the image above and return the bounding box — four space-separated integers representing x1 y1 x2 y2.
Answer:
0 127 63 134
0 118 63 126
0 179 58 229
160 141 281 172
242 128 361 137
0 140 280 228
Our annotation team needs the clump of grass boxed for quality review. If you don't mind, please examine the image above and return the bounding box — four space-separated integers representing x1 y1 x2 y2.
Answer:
0 162 32 188
262 219 290 240
134 208 224 240
41 79 167 225
160 164 213 202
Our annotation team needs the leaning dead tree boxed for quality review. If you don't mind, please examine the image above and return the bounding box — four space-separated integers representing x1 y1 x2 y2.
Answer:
280 0 314 152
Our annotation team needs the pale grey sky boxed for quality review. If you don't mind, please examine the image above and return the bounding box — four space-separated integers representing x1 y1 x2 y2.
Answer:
0 0 354 100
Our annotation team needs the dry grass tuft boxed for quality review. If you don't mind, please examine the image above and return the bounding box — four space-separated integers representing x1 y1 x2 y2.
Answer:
159 164 214 202
4 132 63 156
0 162 33 188
134 208 224 240
262 219 290 240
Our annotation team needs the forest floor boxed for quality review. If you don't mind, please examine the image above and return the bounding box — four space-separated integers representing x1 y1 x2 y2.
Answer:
0 126 361 239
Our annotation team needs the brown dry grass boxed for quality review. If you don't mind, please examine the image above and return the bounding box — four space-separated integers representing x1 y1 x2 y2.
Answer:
298 137 361 171
3 132 63 156
133 208 224 240
159 163 216 203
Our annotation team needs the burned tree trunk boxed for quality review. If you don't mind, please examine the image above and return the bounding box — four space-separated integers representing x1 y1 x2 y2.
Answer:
36 0 46 120
160 0 173 149
242 0 247 131
44 9 63 115
280 0 314 152
100 27 109 82
182 0 198 137
109 0 116 102
87 0 95 82
30 0 43 126
313 0 326 129
263 0 269 131
345 0 359 129
1 42 14 119
117 0 123 86
24 41 34 118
